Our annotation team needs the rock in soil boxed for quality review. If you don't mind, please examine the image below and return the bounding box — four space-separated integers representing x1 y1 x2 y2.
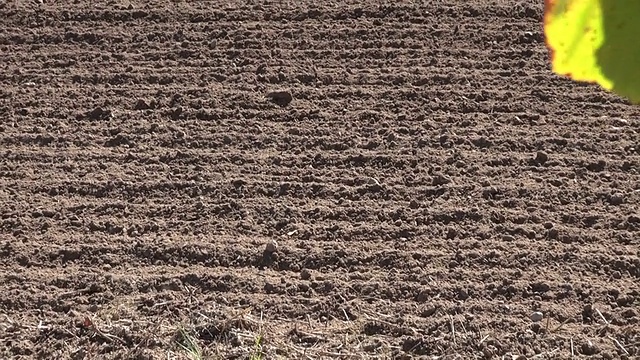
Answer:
530 311 544 322
266 90 293 107
265 239 278 253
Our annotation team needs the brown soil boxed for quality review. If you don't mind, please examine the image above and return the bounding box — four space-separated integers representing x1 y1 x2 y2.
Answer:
1 1 639 359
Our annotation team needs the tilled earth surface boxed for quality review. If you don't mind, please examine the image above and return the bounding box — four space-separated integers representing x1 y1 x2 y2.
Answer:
1 1 639 359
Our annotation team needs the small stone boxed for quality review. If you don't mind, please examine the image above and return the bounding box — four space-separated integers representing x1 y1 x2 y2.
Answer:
386 132 397 142
534 151 548 165
266 90 293 107
264 282 277 293
231 179 246 188
86 107 111 120
587 160 606 172
300 268 311 280
530 311 544 322
416 289 430 303
471 136 492 148
560 283 573 291
501 234 515 242
621 308 638 319
432 173 451 186
171 107 183 119
608 193 624 205
581 340 599 355
265 240 278 253
531 281 550 293
134 99 151 110
420 306 438 317
482 186 497 198
616 295 635 307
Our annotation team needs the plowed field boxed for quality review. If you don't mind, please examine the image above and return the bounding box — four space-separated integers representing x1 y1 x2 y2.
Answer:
1 1 639 359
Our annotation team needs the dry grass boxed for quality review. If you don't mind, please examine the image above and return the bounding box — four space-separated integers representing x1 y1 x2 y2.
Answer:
176 327 203 360
2 297 638 359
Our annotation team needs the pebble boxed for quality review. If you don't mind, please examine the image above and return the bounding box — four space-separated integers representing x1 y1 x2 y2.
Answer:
535 151 548 165
609 193 624 205
432 173 451 186
265 239 278 253
457 288 469 300
134 99 151 110
266 90 293 107
621 308 638 319
501 234 515 242
530 311 544 322
300 268 311 280
581 340 598 355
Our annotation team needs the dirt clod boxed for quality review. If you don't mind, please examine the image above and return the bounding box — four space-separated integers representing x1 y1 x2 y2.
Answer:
86 107 111 120
266 90 293 107
431 174 451 186
534 151 548 165
134 99 151 110
608 193 625 205
581 340 599 355
300 268 312 280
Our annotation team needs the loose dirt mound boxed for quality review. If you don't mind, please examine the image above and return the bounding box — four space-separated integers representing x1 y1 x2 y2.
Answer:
1 1 639 359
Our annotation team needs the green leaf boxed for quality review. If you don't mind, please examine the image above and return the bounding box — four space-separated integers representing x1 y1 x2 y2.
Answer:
544 0 640 103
